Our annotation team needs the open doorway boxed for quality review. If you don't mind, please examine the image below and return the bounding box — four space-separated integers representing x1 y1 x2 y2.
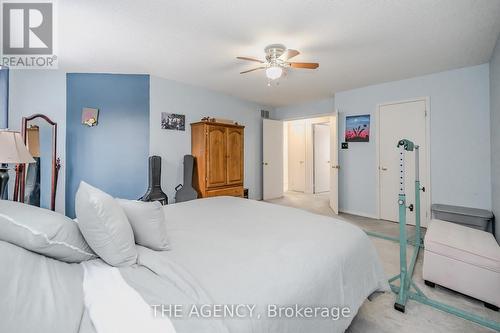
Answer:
263 113 339 213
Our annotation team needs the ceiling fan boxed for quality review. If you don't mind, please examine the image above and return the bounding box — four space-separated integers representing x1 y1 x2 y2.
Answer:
237 44 319 81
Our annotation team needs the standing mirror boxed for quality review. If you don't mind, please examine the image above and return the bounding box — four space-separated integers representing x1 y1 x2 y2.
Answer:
14 114 60 211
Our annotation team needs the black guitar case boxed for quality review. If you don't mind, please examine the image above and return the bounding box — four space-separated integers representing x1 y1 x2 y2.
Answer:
175 155 198 203
140 155 168 205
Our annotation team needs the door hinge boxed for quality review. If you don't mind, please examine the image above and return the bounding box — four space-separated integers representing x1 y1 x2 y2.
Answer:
424 110 427 117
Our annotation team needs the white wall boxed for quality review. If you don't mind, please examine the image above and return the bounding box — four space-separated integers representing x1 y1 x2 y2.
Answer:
150 76 266 201
283 122 288 191
335 64 491 217
273 97 335 120
490 35 500 242
8 70 66 213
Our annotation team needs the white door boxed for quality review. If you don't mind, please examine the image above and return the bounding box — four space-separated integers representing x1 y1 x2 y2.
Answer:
329 113 339 214
314 123 330 193
288 120 306 192
263 119 284 200
379 100 428 226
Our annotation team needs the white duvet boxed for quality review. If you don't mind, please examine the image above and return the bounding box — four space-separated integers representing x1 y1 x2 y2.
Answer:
82 260 176 333
115 197 389 333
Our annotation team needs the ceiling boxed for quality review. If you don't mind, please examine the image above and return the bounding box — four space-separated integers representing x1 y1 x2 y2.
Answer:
59 0 500 107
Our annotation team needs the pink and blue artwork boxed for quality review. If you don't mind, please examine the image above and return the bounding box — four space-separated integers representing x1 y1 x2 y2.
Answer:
345 114 370 142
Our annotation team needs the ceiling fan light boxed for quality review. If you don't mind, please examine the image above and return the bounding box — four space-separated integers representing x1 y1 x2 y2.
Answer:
266 66 282 80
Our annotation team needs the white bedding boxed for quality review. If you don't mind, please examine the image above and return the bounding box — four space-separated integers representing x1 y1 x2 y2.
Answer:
118 197 389 333
0 196 388 333
82 260 176 333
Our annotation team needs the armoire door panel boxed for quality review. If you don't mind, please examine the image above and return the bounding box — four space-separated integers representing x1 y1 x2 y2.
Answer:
226 127 244 185
207 126 227 187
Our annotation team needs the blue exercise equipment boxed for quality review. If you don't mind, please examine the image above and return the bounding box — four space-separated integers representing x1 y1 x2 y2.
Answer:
367 138 500 331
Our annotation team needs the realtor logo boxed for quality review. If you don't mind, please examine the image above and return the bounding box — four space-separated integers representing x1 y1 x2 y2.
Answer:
3 2 52 54
1 1 57 68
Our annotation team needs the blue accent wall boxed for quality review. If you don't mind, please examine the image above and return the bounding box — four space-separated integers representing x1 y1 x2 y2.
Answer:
66 73 150 217
0 68 8 128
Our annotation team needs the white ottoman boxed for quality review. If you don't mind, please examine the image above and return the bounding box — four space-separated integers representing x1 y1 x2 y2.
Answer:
423 219 500 310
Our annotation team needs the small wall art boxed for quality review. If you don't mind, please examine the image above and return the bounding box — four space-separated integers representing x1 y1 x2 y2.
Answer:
161 112 185 131
82 107 99 127
345 114 370 142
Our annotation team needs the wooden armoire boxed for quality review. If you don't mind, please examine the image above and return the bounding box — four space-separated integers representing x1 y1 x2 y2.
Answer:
191 121 244 198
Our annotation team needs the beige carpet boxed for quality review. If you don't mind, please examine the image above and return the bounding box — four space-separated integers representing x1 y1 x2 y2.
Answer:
266 191 500 333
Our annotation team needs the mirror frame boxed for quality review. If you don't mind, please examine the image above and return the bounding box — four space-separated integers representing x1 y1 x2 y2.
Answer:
14 114 61 211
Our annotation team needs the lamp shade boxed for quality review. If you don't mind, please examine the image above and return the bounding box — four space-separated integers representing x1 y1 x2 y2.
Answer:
265 66 283 80
0 130 35 164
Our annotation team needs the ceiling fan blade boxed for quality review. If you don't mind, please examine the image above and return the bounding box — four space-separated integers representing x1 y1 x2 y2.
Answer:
289 62 319 69
279 49 300 61
240 67 265 74
237 56 265 63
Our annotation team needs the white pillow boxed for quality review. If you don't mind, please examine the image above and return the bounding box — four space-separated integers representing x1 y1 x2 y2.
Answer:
75 182 137 266
0 200 96 263
116 199 170 251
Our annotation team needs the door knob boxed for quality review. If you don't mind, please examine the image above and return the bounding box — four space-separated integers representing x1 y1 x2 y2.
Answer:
263 162 268 166
380 166 388 171
299 161 304 164
331 165 340 169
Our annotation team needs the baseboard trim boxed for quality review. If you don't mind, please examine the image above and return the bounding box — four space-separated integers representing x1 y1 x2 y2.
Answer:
339 209 379 220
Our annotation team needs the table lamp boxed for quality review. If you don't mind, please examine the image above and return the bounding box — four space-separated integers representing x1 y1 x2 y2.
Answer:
0 130 35 200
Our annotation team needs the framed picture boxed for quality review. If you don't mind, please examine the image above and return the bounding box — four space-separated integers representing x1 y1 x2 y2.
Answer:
161 112 185 131
345 114 370 142
82 107 99 127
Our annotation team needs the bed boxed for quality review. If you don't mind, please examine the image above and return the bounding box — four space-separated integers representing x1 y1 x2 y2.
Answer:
0 196 388 333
